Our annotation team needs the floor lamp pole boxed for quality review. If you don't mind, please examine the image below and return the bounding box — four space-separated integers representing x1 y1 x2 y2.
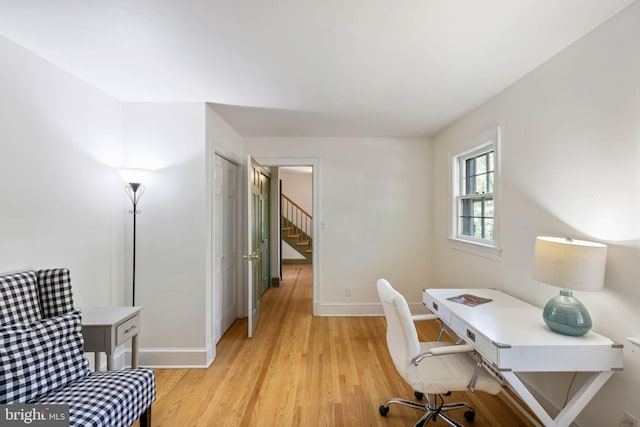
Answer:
132 202 137 306
125 183 144 306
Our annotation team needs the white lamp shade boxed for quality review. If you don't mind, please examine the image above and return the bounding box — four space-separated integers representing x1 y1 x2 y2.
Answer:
533 236 607 292
118 167 151 184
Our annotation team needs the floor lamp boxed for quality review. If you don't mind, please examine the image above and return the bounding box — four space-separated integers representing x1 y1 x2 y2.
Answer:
118 168 150 306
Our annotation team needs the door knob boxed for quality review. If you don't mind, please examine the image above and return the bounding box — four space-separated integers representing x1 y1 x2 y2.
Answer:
243 253 259 261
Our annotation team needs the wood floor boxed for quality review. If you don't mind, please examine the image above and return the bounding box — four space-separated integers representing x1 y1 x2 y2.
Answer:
140 265 536 427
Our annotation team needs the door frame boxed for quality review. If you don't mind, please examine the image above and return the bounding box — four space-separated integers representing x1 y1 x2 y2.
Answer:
253 156 320 315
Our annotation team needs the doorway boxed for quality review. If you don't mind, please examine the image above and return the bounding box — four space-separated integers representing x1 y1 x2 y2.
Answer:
254 157 319 317
217 156 319 341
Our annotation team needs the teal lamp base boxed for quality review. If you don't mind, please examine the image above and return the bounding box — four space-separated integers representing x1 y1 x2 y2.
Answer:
543 289 592 336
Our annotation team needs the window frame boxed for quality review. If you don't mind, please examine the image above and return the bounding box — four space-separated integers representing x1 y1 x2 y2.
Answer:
449 128 502 260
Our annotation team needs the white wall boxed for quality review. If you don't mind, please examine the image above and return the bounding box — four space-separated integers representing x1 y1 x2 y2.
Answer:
280 168 313 213
0 35 125 309
282 242 305 260
122 102 209 367
431 3 640 425
206 104 244 165
245 137 432 313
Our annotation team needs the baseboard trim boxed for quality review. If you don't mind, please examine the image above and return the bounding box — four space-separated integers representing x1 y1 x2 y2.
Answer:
316 302 425 317
282 259 311 265
101 346 213 369
139 347 213 368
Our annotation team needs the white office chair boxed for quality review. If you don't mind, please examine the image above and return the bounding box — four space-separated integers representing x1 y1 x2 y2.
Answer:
376 278 502 427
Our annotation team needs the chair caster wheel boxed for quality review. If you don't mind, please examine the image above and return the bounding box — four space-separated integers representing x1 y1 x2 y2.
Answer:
414 391 424 401
464 410 475 422
379 405 390 416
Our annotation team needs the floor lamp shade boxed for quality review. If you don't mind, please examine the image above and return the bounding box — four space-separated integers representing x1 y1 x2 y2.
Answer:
118 167 151 185
533 236 607 336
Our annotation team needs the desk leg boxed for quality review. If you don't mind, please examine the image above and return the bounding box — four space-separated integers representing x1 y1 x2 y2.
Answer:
502 372 554 426
132 335 139 369
94 352 102 372
107 353 114 371
502 371 614 427
554 371 613 427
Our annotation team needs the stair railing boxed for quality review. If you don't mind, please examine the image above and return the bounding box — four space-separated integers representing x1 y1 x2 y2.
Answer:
281 193 312 246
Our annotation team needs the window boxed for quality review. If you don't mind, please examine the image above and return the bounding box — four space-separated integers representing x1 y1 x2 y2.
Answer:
459 148 494 241
451 129 500 257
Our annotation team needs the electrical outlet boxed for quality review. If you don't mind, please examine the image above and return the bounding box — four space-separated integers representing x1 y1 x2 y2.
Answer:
624 411 640 427
345 287 352 297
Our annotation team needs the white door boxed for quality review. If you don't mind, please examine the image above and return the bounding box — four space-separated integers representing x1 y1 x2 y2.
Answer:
214 155 239 342
245 155 269 337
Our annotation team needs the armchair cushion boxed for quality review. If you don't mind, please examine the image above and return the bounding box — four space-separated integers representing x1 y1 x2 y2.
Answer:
37 268 74 318
0 310 89 404
32 369 156 427
0 270 41 326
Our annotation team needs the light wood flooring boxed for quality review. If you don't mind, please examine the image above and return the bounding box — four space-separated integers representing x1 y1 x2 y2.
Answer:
138 265 536 426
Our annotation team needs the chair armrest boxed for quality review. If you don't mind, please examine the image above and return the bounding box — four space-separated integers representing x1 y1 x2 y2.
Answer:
430 344 475 355
411 314 438 322
411 344 475 366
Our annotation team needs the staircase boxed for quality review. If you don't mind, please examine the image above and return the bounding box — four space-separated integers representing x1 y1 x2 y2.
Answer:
281 193 312 263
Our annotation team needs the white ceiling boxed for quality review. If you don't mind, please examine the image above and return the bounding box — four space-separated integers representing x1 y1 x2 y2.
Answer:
0 0 635 137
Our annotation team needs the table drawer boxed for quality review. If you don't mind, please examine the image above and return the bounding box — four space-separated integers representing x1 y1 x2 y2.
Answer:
450 314 498 365
423 292 451 323
116 315 140 345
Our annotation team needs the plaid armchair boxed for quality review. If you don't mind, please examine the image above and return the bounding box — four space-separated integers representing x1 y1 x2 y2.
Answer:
0 269 156 427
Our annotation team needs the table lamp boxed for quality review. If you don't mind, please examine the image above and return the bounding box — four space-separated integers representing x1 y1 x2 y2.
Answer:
532 236 607 336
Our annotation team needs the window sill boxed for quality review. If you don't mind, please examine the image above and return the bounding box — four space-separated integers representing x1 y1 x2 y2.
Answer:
448 237 502 261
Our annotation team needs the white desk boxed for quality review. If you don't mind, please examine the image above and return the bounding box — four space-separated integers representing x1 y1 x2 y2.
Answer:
81 307 141 371
423 288 623 427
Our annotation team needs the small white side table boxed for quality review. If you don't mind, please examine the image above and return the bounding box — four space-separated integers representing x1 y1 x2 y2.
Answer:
81 306 142 371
